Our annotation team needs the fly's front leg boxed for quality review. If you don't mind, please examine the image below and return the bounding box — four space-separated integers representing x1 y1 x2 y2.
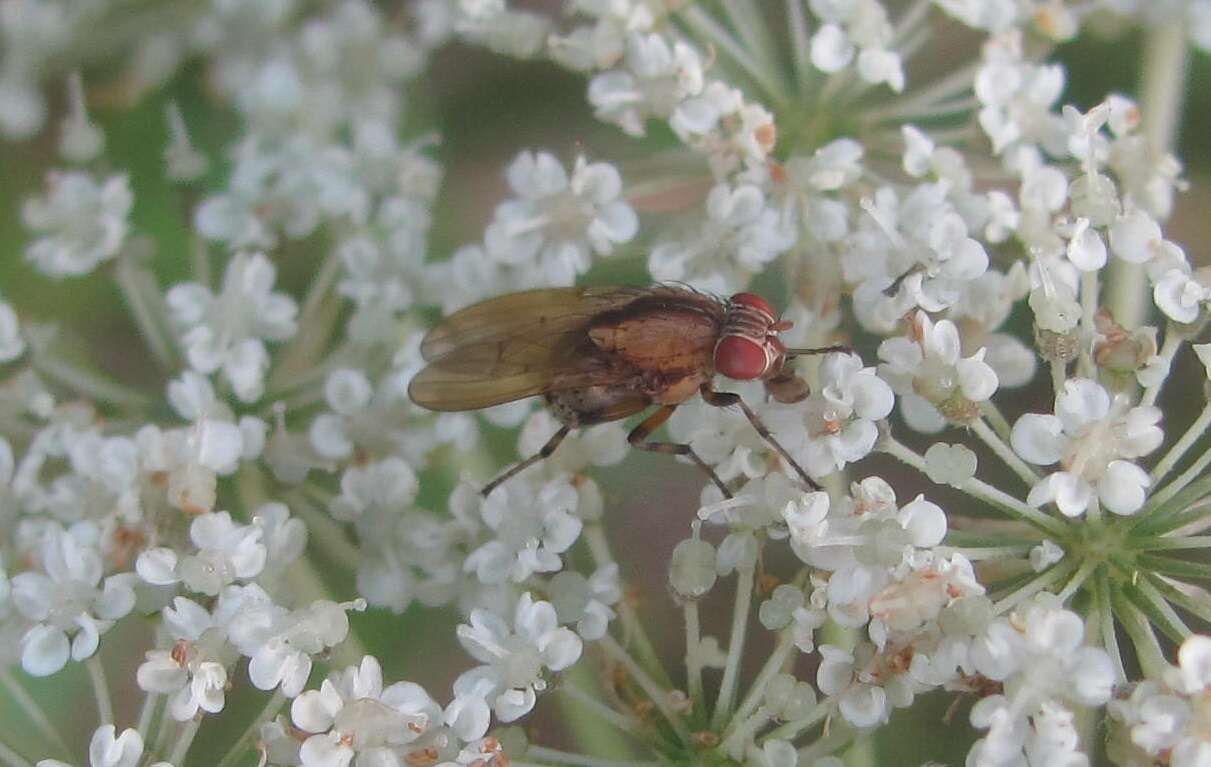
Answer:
627 405 733 499
481 425 571 497
699 383 821 491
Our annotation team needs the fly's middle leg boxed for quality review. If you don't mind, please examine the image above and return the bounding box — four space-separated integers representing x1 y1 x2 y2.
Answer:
627 405 733 499
699 383 821 491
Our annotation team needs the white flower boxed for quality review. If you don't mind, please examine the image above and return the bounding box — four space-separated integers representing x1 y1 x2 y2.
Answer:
454 592 582 721
136 596 238 720
547 563 621 640
463 475 583 584
136 511 266 595
1011 378 1162 516
587 33 704 136
36 725 169 767
878 311 999 430
484 152 638 286
1154 267 1210 324
12 524 136 676
808 0 902 91
789 352 894 477
847 185 990 330
22 171 132 278
226 586 359 698
967 598 1114 766
649 182 794 291
974 30 1066 156
1110 635 1211 767
669 79 776 175
291 655 488 767
167 252 298 402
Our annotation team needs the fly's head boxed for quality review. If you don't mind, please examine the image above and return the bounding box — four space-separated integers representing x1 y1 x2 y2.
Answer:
714 293 808 403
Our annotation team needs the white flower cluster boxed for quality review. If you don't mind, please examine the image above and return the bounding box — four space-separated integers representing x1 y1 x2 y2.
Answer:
3 1 1211 767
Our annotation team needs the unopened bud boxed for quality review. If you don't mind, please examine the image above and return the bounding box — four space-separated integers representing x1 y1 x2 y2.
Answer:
1034 326 1080 362
669 538 717 600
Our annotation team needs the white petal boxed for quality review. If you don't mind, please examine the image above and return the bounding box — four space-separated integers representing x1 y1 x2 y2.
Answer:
1010 414 1065 465
21 625 69 676
136 548 180 586
810 24 854 72
1097 460 1149 515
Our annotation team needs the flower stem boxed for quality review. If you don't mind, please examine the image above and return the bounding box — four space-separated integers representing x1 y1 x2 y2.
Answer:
676 6 787 106
711 560 757 730
683 601 705 720
1150 400 1211 485
992 559 1077 613
585 525 670 685
761 701 830 743
598 634 692 744
0 739 33 767
882 435 1066 536
167 717 201 766
970 418 1040 487
1107 21 1189 329
1078 271 1098 379
1140 328 1183 408
1095 570 1127 682
557 678 643 735
115 256 178 369
1112 591 1170 679
0 669 71 760
86 655 114 726
1143 447 1211 518
727 625 796 733
214 690 287 767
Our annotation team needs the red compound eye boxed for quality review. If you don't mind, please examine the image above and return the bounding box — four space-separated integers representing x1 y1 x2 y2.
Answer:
715 335 771 380
729 292 777 322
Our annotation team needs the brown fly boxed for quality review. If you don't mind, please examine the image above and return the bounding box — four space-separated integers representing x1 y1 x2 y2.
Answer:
408 285 845 497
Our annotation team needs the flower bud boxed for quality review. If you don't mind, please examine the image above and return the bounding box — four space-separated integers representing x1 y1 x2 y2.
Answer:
669 538 717 600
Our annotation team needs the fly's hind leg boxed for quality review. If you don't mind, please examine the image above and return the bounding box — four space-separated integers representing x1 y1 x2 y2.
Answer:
699 383 821 491
627 405 733 499
481 425 571 497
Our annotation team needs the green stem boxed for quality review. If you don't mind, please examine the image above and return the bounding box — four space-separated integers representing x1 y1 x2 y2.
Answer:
0 739 33 767
711 560 757 730
86 655 114 726
729 628 797 733
992 560 1077 614
167 717 201 766
214 691 287 767
598 635 691 744
1112 591 1170 679
584 525 670 684
676 6 787 107
115 257 178 369
1106 21 1189 329
761 701 830 743
970 418 1041 487
0 670 72 760
1095 570 1127 683
1150 401 1211 485
882 435 1066 536
1140 329 1183 408
683 601 705 721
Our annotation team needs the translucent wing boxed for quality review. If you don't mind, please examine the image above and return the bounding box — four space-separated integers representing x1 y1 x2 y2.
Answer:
420 286 645 361
410 287 651 412
409 331 621 411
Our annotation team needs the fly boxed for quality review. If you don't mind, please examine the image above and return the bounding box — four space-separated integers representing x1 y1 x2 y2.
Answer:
408 285 845 497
